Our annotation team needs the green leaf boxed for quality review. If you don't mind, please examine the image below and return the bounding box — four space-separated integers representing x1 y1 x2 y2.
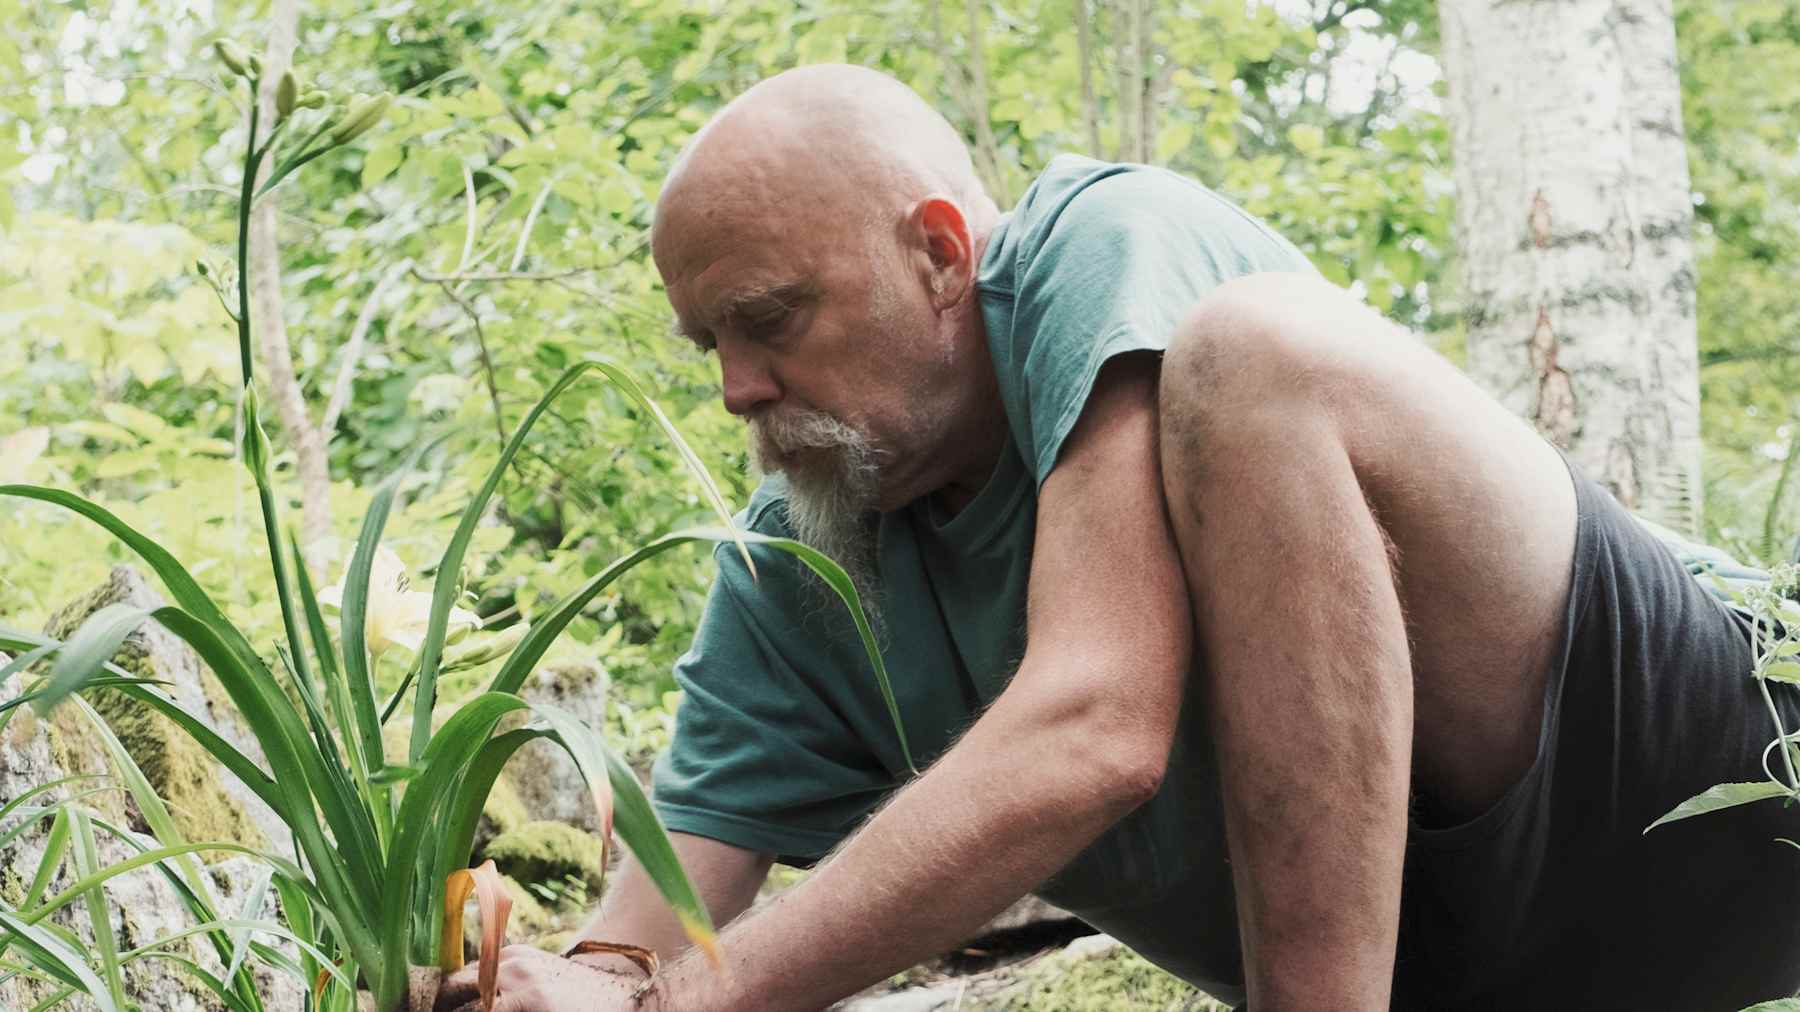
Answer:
0 909 116 1009
1763 660 1800 683
1645 780 1791 833
409 359 751 765
69 809 127 1010
362 143 402 187
1741 1000 1800 1011
32 604 154 716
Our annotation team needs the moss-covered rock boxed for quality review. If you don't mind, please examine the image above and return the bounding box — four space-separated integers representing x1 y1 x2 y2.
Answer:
481 820 608 894
44 566 265 853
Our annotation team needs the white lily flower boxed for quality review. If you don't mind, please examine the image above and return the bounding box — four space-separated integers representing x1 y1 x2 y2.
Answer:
318 545 480 659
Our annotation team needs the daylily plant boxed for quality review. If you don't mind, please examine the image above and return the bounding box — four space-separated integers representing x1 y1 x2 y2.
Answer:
0 39 911 1012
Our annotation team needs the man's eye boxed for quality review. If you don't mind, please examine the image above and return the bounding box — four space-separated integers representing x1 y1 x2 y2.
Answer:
746 313 786 338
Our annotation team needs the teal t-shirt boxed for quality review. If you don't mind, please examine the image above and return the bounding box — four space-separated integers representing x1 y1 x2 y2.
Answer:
649 155 1314 1001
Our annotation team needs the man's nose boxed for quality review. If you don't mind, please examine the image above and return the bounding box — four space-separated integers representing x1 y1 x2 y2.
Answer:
719 342 781 417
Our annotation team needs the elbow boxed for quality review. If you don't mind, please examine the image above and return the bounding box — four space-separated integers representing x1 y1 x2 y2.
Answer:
1098 733 1170 815
1027 664 1181 819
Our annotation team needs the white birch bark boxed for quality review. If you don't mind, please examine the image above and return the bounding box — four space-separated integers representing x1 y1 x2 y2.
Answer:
1439 0 1703 532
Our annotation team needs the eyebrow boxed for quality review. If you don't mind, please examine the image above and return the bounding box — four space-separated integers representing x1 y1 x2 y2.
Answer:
672 279 819 348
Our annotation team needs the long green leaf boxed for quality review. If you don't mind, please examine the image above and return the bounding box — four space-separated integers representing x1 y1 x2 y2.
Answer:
23 809 71 912
0 909 116 1010
408 363 596 764
580 356 754 576
377 691 527 1009
292 529 378 824
1646 780 1792 833
487 527 914 772
341 473 401 831
532 700 719 960
123 953 257 1012
144 608 382 971
0 487 264 673
410 358 753 764
69 809 127 1010
31 604 153 716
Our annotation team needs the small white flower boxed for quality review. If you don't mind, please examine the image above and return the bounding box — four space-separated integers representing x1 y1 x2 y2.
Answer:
318 545 479 660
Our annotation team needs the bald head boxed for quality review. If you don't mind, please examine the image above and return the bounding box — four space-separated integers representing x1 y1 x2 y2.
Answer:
648 64 1011 542
653 64 994 262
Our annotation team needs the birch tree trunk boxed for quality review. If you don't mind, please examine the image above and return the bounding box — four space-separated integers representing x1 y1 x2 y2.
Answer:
1439 0 1703 532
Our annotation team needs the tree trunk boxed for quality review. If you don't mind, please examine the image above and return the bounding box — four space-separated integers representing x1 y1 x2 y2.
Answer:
1439 0 1702 532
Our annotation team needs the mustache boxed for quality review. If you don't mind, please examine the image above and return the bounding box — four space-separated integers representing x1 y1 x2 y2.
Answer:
750 409 883 465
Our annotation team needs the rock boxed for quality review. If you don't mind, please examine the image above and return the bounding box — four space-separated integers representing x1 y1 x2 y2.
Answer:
0 662 305 1011
494 662 612 834
482 819 608 895
42 565 290 856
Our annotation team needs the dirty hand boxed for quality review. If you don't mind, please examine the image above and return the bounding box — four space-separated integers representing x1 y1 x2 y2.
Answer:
434 944 664 1012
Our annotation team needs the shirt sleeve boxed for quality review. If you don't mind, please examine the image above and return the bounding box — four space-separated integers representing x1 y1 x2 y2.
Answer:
650 509 895 866
998 162 1317 486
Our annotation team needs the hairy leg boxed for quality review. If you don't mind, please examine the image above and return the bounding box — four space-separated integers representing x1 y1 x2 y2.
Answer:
1157 273 1576 1010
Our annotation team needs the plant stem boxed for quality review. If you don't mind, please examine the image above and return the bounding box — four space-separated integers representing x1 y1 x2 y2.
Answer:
236 99 262 387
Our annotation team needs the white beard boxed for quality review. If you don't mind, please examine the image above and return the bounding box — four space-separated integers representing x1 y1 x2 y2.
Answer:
750 408 885 633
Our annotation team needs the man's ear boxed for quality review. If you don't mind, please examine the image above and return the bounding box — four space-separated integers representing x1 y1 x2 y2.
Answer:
907 196 974 311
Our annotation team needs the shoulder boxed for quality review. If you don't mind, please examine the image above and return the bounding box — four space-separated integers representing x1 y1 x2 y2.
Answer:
991 156 1308 281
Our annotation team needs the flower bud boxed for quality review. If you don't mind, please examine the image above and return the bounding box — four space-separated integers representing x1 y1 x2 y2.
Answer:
275 70 298 118
241 383 272 484
298 90 329 110
328 93 391 146
213 40 252 78
247 52 264 79
441 623 530 672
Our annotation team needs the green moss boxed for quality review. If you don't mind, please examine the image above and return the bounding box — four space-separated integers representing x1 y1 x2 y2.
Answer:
41 602 268 853
971 944 1230 1011
482 821 607 893
498 873 560 938
481 775 529 836
90 677 266 853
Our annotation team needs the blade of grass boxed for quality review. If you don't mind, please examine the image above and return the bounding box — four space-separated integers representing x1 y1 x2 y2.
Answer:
14 808 72 939
223 865 275 986
0 910 116 1010
68 809 128 1010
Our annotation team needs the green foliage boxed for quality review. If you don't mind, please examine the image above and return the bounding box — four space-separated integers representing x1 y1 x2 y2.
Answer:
1 36 904 1012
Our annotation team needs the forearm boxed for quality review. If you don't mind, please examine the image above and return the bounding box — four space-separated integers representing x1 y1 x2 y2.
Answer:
567 833 771 974
659 683 1159 1011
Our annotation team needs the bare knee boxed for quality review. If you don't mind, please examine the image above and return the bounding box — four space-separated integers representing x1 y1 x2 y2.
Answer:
1157 272 1355 467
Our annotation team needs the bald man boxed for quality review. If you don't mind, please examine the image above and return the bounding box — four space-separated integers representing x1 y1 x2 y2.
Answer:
440 65 1800 1011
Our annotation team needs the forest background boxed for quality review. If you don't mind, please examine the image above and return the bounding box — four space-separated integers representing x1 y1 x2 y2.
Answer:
3 0 1796 783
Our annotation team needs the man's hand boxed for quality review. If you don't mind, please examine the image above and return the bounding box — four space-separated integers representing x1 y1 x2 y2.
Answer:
435 945 657 1012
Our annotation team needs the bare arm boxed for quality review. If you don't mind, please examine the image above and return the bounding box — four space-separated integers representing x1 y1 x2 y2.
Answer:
655 354 1192 1011
575 832 774 965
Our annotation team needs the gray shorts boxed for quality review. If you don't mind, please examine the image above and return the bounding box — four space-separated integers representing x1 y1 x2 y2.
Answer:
1397 462 1800 1010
